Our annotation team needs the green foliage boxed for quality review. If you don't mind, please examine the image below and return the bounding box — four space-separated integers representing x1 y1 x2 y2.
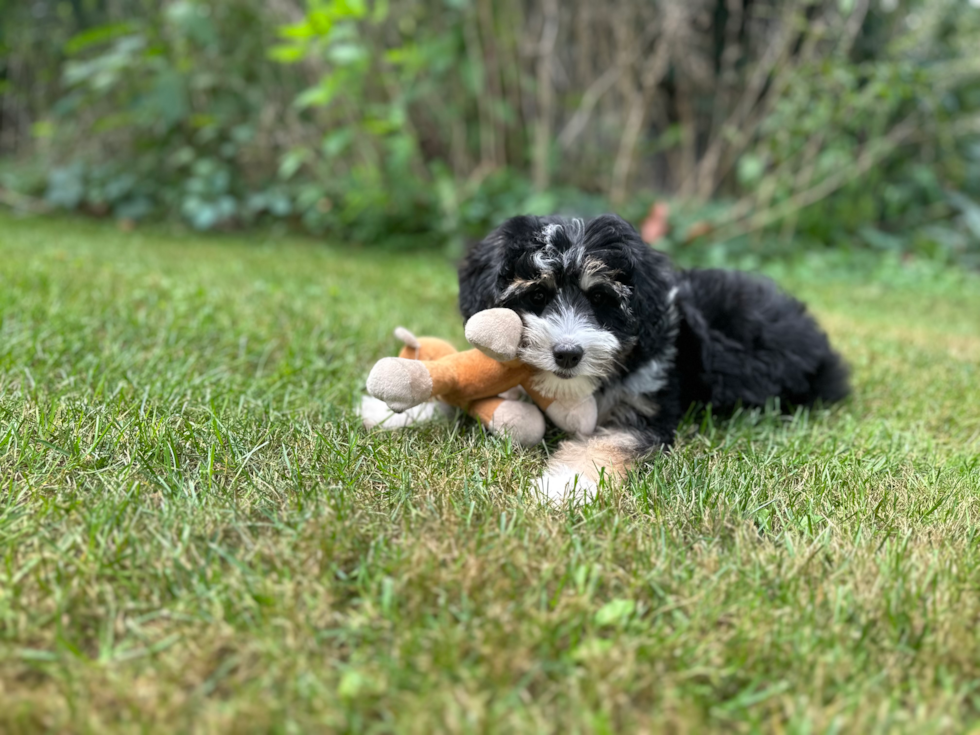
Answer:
1 0 979 264
702 0 980 268
38 1 289 230
19 1 547 249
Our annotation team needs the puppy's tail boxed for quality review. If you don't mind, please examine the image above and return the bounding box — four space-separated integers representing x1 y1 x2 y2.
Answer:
809 349 851 405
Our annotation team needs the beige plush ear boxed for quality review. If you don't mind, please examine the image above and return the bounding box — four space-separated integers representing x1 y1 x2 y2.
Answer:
465 308 524 362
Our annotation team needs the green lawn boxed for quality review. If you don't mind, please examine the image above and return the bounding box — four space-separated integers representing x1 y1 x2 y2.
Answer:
2 213 980 734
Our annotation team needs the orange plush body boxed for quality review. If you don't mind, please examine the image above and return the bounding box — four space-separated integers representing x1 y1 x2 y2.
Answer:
393 330 564 430
366 309 597 446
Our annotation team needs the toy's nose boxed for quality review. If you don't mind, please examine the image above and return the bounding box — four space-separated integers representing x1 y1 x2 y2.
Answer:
553 344 584 370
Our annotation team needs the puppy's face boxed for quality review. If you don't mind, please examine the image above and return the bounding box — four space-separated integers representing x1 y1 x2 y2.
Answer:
459 215 676 399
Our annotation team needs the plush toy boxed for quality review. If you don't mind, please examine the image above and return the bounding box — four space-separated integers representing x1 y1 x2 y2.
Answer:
365 308 597 446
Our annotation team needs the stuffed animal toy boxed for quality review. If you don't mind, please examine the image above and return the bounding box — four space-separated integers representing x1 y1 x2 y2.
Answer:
365 308 597 446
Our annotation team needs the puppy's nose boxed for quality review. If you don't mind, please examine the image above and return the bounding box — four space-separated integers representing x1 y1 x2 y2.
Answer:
553 344 584 370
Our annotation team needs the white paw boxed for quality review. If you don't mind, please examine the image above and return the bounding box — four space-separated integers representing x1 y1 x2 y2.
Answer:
545 395 598 435
530 466 598 506
358 395 444 430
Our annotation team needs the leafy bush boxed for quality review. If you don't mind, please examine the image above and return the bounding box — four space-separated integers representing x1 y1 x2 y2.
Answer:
36 1 295 230
1 0 979 265
707 0 980 268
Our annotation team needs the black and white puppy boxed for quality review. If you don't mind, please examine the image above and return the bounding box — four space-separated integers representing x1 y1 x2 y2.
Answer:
458 214 850 502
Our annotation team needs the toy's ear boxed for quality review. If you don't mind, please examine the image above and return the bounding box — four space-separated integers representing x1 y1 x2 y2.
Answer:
457 215 542 320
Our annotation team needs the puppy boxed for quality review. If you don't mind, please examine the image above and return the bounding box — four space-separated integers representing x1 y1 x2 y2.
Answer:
458 214 849 503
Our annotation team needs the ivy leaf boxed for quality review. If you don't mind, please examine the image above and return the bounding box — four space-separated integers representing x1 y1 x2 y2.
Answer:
279 148 312 181
737 154 765 187
328 42 367 66
295 77 341 110
148 69 189 127
65 23 136 55
267 43 307 64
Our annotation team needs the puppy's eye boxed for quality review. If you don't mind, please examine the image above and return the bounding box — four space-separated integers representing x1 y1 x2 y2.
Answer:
588 289 613 308
530 289 548 307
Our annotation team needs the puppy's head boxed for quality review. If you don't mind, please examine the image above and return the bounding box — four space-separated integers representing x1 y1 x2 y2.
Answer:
458 214 677 399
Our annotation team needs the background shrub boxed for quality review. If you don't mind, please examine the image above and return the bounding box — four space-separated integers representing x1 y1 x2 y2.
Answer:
1 0 978 265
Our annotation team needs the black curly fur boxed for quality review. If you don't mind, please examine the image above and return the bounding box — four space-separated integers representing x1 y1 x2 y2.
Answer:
674 268 850 413
458 214 849 463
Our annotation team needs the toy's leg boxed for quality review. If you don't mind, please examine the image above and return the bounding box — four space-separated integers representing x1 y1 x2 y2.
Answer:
368 331 463 413
521 380 598 435
367 358 453 412
469 396 545 447
359 395 454 431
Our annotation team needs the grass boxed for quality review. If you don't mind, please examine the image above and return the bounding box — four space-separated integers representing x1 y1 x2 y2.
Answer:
1 212 979 734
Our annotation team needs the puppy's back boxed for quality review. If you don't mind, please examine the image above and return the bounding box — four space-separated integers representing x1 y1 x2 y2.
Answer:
674 268 850 412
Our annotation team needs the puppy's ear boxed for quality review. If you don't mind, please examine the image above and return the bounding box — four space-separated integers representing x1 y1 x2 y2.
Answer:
457 215 542 320
625 231 678 349
457 235 503 320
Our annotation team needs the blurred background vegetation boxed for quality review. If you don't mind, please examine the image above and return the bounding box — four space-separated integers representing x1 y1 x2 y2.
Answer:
1 0 979 266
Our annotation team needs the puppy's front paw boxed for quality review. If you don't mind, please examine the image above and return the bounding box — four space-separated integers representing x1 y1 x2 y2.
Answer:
545 395 598 435
530 466 598 506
